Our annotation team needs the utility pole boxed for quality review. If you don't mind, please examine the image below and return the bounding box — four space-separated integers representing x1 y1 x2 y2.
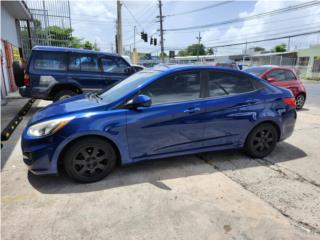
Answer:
158 0 165 62
242 40 247 64
196 32 202 62
133 25 136 49
287 37 291 51
116 0 123 55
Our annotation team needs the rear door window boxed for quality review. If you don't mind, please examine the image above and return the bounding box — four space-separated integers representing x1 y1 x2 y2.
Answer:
33 51 67 71
69 54 100 72
207 71 254 97
284 70 297 80
266 70 286 81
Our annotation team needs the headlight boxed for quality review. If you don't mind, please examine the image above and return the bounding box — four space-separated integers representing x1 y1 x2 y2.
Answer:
27 116 74 137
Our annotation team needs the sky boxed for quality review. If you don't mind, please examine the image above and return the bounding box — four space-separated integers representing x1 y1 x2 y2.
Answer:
70 0 320 56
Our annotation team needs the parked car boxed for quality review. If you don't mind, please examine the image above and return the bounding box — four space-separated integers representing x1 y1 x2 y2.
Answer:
22 65 297 182
244 66 306 109
131 64 145 72
19 46 134 101
214 62 240 70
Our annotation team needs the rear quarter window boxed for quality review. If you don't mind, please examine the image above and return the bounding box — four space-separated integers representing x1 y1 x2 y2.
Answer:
33 51 67 71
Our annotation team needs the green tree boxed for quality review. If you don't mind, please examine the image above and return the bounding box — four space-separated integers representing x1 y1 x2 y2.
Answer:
23 20 99 50
178 44 206 56
272 43 287 52
252 46 265 52
206 48 214 55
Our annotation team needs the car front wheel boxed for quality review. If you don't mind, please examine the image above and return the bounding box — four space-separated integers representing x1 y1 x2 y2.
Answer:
244 123 278 158
63 137 117 183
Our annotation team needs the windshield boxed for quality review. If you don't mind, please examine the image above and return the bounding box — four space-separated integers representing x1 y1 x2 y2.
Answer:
99 70 159 104
244 67 269 77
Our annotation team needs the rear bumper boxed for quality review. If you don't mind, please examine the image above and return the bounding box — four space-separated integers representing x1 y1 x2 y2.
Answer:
19 86 50 100
279 108 297 141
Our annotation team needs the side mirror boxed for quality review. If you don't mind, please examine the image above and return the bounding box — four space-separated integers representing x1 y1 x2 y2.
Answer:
125 66 136 75
126 94 151 109
267 77 276 82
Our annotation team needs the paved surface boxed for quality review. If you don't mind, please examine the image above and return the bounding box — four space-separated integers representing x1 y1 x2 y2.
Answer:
1 83 320 240
1 92 30 132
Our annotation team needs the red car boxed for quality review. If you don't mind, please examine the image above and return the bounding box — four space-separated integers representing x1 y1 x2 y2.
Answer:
244 66 306 109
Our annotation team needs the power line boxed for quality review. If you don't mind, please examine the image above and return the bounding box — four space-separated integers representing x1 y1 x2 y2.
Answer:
122 1 144 31
164 13 320 34
165 1 234 17
164 1 320 31
206 30 320 48
202 23 320 44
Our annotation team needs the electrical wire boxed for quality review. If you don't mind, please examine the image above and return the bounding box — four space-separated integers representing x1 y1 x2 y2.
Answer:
165 1 234 17
164 1 320 31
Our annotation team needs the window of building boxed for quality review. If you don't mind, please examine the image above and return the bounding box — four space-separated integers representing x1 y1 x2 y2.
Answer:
298 57 310 66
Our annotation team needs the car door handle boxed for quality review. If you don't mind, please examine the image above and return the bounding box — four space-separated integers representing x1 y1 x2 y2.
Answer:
184 107 201 113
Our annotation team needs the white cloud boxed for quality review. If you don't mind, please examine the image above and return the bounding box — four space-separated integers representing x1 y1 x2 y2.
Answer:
201 0 320 54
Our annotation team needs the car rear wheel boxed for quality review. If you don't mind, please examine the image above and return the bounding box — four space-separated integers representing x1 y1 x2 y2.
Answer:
53 90 76 102
63 137 117 183
295 94 305 110
244 123 278 158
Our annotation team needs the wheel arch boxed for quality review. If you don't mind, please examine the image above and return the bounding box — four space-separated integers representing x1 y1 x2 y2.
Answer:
56 134 122 170
246 120 281 143
49 83 82 98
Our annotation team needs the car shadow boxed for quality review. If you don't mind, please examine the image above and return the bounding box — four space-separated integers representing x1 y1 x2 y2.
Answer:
28 141 307 194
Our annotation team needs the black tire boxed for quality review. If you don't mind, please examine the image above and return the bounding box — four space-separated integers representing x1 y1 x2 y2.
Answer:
295 94 305 110
244 123 278 158
12 61 24 87
53 90 76 102
63 137 117 183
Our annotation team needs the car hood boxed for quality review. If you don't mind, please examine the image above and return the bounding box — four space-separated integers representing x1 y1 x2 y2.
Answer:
29 94 112 125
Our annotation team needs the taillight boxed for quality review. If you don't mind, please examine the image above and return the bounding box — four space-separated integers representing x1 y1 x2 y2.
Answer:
282 97 296 108
23 74 30 87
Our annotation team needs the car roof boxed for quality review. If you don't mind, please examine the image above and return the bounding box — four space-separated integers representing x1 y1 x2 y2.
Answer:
32 45 120 57
151 64 243 74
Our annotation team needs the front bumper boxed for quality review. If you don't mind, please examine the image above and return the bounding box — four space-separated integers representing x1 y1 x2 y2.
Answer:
21 129 66 175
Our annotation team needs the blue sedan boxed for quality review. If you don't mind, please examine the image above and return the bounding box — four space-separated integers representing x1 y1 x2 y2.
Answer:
22 65 297 182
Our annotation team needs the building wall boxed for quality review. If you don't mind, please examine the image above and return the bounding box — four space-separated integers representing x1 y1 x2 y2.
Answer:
1 6 19 47
297 44 320 80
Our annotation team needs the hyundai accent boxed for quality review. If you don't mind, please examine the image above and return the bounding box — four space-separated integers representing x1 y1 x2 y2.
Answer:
22 65 297 182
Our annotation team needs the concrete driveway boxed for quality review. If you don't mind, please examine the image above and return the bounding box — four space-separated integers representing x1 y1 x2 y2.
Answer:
1 83 320 240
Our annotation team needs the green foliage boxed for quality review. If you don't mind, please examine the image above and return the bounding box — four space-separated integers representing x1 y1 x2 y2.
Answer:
272 43 287 52
24 21 99 50
206 48 214 55
252 46 265 52
178 44 206 56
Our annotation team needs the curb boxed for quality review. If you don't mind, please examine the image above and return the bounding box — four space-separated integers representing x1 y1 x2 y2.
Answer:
1 99 35 143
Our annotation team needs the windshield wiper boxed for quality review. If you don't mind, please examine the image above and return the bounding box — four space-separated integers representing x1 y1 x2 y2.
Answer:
87 91 103 101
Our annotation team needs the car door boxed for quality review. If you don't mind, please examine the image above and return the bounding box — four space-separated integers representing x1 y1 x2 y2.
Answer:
201 71 265 149
126 71 206 161
68 53 105 91
283 69 300 96
100 56 130 89
265 69 288 88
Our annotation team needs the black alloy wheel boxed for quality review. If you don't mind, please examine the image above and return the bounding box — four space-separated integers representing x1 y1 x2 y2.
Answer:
244 123 278 158
63 137 117 182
